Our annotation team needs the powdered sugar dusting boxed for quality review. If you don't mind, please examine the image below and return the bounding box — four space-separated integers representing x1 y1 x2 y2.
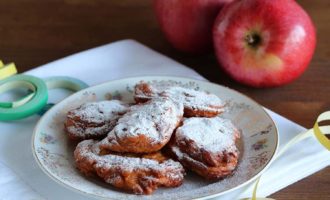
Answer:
109 98 183 143
67 123 110 138
134 81 225 113
176 117 239 153
68 100 128 124
65 100 128 138
75 140 184 179
163 87 225 112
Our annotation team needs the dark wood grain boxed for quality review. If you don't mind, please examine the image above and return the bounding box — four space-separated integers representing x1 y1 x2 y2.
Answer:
0 0 329 199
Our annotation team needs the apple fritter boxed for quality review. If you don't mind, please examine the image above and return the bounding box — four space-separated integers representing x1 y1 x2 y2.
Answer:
74 140 185 195
134 81 225 117
64 100 128 141
98 97 183 153
167 117 240 180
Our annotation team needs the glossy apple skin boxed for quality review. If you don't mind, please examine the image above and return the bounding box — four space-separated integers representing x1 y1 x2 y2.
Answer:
154 0 233 54
213 0 316 87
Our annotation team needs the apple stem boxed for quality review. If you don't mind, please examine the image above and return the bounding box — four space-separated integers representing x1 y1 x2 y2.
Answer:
245 33 262 48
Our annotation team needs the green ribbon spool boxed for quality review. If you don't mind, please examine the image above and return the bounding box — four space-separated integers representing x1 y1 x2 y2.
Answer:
0 75 48 121
44 76 89 91
0 75 89 121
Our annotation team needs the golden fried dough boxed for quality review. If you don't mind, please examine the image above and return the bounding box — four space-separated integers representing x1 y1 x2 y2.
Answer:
134 81 225 117
98 98 183 153
74 140 185 194
167 117 240 180
64 100 128 140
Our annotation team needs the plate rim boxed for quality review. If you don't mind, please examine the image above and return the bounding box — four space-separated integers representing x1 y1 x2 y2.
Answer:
31 75 279 200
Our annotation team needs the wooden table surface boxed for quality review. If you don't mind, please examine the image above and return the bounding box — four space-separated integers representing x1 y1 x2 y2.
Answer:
0 0 329 199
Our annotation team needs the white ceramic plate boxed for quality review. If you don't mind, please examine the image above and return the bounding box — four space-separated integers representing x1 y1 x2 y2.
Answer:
32 76 278 200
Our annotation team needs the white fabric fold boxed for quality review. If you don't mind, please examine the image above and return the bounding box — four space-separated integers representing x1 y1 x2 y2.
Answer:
0 161 43 200
0 39 329 200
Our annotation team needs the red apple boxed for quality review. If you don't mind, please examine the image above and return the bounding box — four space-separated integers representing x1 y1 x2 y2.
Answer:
213 0 316 87
153 0 234 54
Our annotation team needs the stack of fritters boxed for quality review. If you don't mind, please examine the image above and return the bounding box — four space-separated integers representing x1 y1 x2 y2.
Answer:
65 81 240 195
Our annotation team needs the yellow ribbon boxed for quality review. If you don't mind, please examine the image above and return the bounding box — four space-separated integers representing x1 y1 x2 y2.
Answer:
241 177 275 200
313 111 330 151
243 111 330 200
0 60 18 80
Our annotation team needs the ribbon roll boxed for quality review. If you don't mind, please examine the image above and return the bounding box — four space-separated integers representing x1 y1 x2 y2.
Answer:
44 76 89 91
36 76 89 115
0 75 48 121
313 111 330 151
0 75 88 120
0 60 88 120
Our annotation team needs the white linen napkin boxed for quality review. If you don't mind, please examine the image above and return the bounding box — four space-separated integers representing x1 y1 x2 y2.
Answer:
0 39 329 200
